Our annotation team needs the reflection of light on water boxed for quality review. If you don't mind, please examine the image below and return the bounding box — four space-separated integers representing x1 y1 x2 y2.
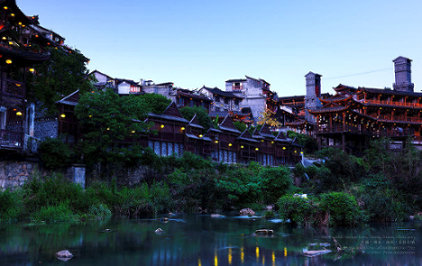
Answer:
256 246 260 260
214 250 218 266
272 251 275 266
228 247 232 265
284 247 287 257
198 258 202 266
262 255 265 265
241 247 244 264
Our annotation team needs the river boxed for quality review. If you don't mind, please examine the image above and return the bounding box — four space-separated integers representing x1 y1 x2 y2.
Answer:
0 215 420 265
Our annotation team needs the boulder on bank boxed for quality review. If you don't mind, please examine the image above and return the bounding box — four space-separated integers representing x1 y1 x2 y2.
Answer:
239 208 255 216
56 250 73 261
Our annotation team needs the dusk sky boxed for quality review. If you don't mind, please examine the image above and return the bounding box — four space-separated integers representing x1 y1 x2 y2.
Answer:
19 0 422 96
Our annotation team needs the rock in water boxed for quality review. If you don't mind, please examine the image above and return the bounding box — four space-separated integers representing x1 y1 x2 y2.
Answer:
239 208 255 216
155 228 164 234
56 250 73 261
255 229 274 235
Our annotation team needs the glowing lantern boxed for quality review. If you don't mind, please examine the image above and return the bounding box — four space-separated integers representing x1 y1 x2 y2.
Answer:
16 111 23 116
29 68 35 73
18 22 22 25
282 147 286 150
131 130 135 134
106 128 110 131
214 140 219 144
199 134 203 138
228 143 232 147
240 145 244 149
3 6 8 10
5 59 12 64
10 13 15 17
2 37 6 40
255 147 259 151
60 113 66 118
160 124 165 129
181 127 185 131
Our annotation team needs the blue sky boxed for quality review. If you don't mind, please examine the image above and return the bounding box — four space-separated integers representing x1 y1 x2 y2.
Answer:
19 0 422 96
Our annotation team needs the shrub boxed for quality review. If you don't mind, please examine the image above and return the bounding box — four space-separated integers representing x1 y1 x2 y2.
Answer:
38 138 73 169
319 192 363 227
277 194 314 225
88 203 112 220
0 189 23 222
259 167 292 204
32 202 78 223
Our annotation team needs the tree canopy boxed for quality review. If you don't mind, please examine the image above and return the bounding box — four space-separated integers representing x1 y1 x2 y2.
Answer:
74 89 150 165
180 106 212 130
27 47 92 114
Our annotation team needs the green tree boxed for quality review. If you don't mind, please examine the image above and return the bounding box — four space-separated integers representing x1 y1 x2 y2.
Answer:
138 93 171 114
26 47 92 114
180 106 212 130
74 89 150 165
259 167 292 204
233 121 247 132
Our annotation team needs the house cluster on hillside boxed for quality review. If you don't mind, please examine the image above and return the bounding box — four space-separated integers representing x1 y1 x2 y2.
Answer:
2 0 421 166
0 0 75 153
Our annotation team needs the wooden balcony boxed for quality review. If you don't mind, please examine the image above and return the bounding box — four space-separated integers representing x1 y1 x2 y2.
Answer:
378 114 422 124
0 129 23 149
3 79 25 98
363 99 422 109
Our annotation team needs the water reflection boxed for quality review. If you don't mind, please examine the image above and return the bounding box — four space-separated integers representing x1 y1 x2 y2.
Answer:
0 215 420 265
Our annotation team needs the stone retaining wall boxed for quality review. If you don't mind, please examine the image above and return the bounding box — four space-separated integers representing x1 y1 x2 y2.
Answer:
0 161 37 190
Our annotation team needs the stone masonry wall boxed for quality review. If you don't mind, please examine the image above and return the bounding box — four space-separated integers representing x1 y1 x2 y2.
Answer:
0 161 37 190
34 118 58 141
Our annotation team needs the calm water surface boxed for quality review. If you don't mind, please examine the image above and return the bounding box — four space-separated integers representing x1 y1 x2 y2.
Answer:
0 215 420 265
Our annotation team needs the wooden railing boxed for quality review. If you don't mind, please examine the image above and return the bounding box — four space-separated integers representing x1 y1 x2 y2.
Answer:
378 115 422 124
0 130 23 149
363 99 422 108
4 79 25 98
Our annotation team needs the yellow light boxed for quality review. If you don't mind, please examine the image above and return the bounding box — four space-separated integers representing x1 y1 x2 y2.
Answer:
284 247 287 257
228 143 232 147
181 127 185 131
294 150 297 153
5 59 12 64
1 37 6 40
16 111 23 116
131 130 135 134
60 113 66 118
10 13 15 17
8 41 13 45
214 250 218 266
15 83 21 87
241 247 244 263
18 22 22 25
282 147 286 150
3 6 8 10
29 68 35 73
261 139 264 142
199 134 203 138
241 145 244 149
256 246 260 259
271 141 274 144
106 128 110 131
89 114 92 118
160 124 165 128
300 151 304 155
214 140 219 144
21 24 25 28
198 258 202 266
228 248 232 265
255 147 259 151
272 251 275 265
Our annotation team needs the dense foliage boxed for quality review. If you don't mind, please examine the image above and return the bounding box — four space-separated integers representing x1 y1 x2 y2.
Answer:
38 138 74 169
180 106 212 130
26 47 92 114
